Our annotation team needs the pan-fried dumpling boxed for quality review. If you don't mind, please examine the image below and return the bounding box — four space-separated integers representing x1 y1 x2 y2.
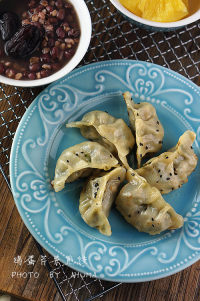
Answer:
137 131 198 194
79 167 126 236
123 91 164 167
66 111 135 167
52 142 118 192
116 169 184 235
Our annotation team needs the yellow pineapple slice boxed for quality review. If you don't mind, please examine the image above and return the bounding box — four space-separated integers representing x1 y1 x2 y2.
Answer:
138 0 189 22
119 0 142 17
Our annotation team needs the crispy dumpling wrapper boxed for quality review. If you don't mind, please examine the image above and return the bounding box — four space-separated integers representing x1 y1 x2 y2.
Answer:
52 142 118 192
116 169 184 235
123 91 164 167
79 167 126 236
66 111 135 167
137 130 198 194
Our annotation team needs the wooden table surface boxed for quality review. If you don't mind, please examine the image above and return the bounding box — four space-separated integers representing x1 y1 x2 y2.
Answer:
0 0 200 300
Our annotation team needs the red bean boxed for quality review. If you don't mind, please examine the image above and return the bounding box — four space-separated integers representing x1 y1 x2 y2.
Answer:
57 8 65 20
65 49 75 59
29 63 40 72
28 72 36 80
0 63 5 74
55 0 63 8
41 53 51 63
56 27 65 39
46 6 53 13
51 46 59 59
64 51 71 59
49 17 58 24
48 38 55 47
52 63 60 71
29 0 36 8
5 68 15 78
41 69 50 77
58 50 64 61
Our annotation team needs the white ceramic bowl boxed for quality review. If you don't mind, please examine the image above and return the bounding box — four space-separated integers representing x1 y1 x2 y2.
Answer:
110 0 200 31
0 0 92 87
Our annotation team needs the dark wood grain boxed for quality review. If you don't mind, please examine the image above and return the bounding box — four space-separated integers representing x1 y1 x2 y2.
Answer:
0 173 61 301
0 0 200 300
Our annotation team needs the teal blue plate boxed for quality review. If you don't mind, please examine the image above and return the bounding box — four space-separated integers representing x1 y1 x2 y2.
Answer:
10 60 200 282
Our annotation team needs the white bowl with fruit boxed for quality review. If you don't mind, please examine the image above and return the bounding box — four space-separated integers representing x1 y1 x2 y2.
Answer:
110 0 200 31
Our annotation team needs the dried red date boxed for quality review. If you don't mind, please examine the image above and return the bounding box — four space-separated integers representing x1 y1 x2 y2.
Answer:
0 12 20 41
4 25 43 58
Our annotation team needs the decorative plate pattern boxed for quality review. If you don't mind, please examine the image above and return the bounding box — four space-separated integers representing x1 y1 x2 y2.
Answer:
10 60 200 282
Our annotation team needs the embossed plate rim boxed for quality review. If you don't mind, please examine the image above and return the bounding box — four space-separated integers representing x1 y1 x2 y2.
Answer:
10 60 200 282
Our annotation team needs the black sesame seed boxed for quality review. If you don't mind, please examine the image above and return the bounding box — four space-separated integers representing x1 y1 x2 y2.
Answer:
152 218 154 221
94 192 97 198
160 175 162 178
137 113 139 116
76 153 79 156
140 154 142 158
165 156 169 159
158 169 161 173
156 181 159 183
157 121 160 125
131 173 135 176
160 189 163 192
81 151 84 154
105 111 108 113
169 173 172 176
152 224 155 227
137 211 140 214
191 146 193 149
110 154 112 158
139 142 143 146
159 141 163 144
67 160 69 163
172 188 174 191
174 172 178 175
146 146 148 150
156 129 159 132
94 183 99 187
166 177 170 180
118 176 121 180
138 102 141 104
128 214 131 218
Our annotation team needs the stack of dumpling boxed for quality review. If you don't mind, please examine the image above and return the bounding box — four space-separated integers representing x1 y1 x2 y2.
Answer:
52 91 198 236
